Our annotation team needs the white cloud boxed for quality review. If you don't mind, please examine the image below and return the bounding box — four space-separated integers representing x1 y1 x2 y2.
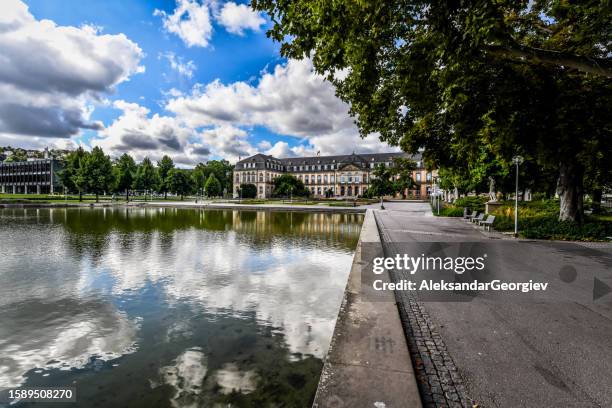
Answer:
166 58 396 157
95 100 204 166
199 125 257 162
160 52 197 78
154 0 213 48
0 0 144 140
217 2 265 36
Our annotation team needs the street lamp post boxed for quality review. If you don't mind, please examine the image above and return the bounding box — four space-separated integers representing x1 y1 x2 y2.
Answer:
512 155 524 237
434 177 440 215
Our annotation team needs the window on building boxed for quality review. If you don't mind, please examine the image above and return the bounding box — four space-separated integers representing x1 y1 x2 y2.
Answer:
324 175 328 184
416 173 421 182
426 172 432 181
317 175 321 184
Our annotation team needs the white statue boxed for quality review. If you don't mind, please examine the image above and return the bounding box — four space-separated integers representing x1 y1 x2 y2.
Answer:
488 176 497 202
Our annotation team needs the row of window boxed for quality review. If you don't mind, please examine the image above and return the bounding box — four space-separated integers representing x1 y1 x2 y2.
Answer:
236 170 433 184
0 161 52 175
242 161 283 170
243 161 414 172
235 172 282 183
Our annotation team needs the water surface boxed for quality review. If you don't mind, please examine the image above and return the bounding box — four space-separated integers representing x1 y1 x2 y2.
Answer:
0 207 362 407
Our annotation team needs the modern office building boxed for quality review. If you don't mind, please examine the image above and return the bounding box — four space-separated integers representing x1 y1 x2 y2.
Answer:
0 156 63 194
233 151 437 199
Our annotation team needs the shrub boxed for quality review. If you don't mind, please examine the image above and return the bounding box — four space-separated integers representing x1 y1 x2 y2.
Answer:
493 214 612 241
239 183 257 199
432 202 465 217
454 196 487 212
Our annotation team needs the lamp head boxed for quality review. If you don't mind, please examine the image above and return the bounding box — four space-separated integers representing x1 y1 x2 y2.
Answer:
512 155 524 165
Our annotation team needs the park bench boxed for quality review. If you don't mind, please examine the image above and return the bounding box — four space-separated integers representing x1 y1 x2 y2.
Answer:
471 213 485 224
465 209 477 221
478 215 496 231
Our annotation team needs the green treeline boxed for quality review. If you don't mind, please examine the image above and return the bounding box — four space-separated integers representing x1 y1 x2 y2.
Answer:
58 148 234 201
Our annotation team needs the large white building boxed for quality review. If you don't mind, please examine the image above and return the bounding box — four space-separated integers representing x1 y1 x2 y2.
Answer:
233 152 436 198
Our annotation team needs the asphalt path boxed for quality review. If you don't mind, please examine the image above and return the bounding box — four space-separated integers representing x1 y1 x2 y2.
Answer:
375 202 612 407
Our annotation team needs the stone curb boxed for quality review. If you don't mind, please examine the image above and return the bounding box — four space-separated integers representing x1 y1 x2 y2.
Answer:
312 209 423 408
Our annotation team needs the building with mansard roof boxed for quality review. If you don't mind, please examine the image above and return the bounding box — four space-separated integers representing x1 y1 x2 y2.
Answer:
233 151 437 199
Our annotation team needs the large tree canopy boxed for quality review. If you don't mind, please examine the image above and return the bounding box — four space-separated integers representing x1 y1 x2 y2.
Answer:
253 0 611 222
273 174 310 197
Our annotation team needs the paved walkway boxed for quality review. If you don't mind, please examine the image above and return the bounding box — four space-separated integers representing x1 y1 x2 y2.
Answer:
374 202 612 407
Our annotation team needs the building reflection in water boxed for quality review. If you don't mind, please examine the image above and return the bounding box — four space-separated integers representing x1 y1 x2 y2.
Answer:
0 207 362 407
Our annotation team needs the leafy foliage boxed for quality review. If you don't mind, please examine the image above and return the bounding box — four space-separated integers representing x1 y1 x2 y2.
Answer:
204 173 223 197
81 147 115 202
253 0 612 223
239 183 257 199
193 160 233 193
114 153 136 200
273 174 309 197
169 169 193 199
157 155 175 198
134 157 159 193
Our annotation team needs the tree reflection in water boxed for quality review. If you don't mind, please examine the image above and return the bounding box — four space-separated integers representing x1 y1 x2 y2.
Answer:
0 207 362 407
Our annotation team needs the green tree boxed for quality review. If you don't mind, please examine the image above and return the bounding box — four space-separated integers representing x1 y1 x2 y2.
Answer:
169 169 193 200
273 174 309 197
192 160 234 194
192 162 208 194
114 153 136 201
253 0 612 223
58 147 88 200
204 173 223 197
239 183 257 199
157 155 175 199
366 164 395 198
4 150 27 162
81 146 115 203
134 157 159 200
390 157 417 198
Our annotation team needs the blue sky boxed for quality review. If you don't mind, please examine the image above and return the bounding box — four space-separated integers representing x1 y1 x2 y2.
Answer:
0 0 394 166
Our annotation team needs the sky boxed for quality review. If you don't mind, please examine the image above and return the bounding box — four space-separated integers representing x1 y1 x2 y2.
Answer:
0 0 397 166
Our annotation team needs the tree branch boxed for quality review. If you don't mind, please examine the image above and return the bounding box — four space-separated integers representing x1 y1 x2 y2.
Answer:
487 44 612 77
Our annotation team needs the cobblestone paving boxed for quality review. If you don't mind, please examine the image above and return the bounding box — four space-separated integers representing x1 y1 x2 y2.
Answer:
376 212 473 408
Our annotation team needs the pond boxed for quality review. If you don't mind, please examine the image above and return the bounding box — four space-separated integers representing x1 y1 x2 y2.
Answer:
0 207 363 407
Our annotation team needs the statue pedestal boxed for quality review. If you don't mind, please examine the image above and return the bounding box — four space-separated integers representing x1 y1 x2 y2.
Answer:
486 200 502 214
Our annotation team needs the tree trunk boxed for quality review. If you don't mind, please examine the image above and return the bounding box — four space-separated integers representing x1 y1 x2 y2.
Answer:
79 191 82 202
557 160 584 223
592 188 603 214
96 193 99 203
126 189 129 202
164 191 167 199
